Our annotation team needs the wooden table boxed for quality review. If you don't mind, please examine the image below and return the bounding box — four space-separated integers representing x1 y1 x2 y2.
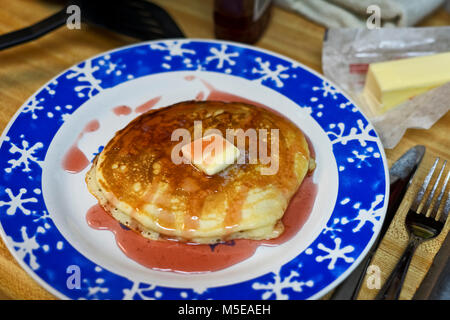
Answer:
0 0 449 300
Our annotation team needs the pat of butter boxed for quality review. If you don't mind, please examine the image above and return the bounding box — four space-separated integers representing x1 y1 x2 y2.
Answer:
181 134 240 175
362 52 450 115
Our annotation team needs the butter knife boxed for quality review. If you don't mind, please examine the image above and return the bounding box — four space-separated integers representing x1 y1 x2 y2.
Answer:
330 145 426 300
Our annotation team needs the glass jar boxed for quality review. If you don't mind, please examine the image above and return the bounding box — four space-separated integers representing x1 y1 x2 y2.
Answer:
214 0 272 44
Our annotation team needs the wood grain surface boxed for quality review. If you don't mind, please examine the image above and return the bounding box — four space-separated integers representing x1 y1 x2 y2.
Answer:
0 0 449 300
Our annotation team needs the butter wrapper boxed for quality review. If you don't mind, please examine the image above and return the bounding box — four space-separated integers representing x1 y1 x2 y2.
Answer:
322 27 450 148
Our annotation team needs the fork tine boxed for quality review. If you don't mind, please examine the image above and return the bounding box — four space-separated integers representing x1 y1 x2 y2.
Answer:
422 160 447 217
411 157 439 212
430 169 450 219
439 190 450 224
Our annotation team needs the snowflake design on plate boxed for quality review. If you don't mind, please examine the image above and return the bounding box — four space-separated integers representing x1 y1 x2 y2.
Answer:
251 57 290 88
312 80 340 100
315 238 355 270
32 210 52 229
347 147 381 168
44 80 58 96
347 194 385 233
322 217 349 239
327 119 378 147
0 188 38 216
205 44 239 69
339 101 358 112
122 282 163 300
76 266 110 300
150 40 195 69
22 96 45 120
252 265 314 300
66 60 103 98
4 139 43 173
150 40 195 57
0 40 388 300
98 54 127 76
7 226 46 270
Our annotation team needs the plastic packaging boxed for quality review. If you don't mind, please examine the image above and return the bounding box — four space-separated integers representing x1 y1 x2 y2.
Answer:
322 27 450 148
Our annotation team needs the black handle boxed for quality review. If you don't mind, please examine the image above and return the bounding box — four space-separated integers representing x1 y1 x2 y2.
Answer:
0 8 68 51
375 236 420 300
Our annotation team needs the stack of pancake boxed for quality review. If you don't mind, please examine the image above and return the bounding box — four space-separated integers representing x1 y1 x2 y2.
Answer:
86 100 313 244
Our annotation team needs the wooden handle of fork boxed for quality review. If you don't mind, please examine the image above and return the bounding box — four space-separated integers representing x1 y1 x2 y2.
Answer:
376 237 421 300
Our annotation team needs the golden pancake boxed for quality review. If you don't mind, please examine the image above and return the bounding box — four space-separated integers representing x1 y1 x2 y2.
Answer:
86 100 313 244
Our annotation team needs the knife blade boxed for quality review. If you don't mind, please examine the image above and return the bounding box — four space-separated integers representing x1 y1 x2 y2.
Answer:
330 145 426 300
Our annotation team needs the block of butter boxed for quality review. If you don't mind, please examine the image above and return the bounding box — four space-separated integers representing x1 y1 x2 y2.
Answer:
181 134 240 175
362 52 450 115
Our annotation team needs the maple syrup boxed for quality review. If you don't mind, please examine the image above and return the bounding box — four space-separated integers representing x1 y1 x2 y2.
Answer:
214 0 272 44
87 174 317 273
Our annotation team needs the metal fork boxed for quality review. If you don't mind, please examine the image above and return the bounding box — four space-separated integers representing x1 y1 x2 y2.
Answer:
376 157 450 300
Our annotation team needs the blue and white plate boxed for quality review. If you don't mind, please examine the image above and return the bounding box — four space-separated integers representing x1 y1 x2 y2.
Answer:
0 39 388 300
